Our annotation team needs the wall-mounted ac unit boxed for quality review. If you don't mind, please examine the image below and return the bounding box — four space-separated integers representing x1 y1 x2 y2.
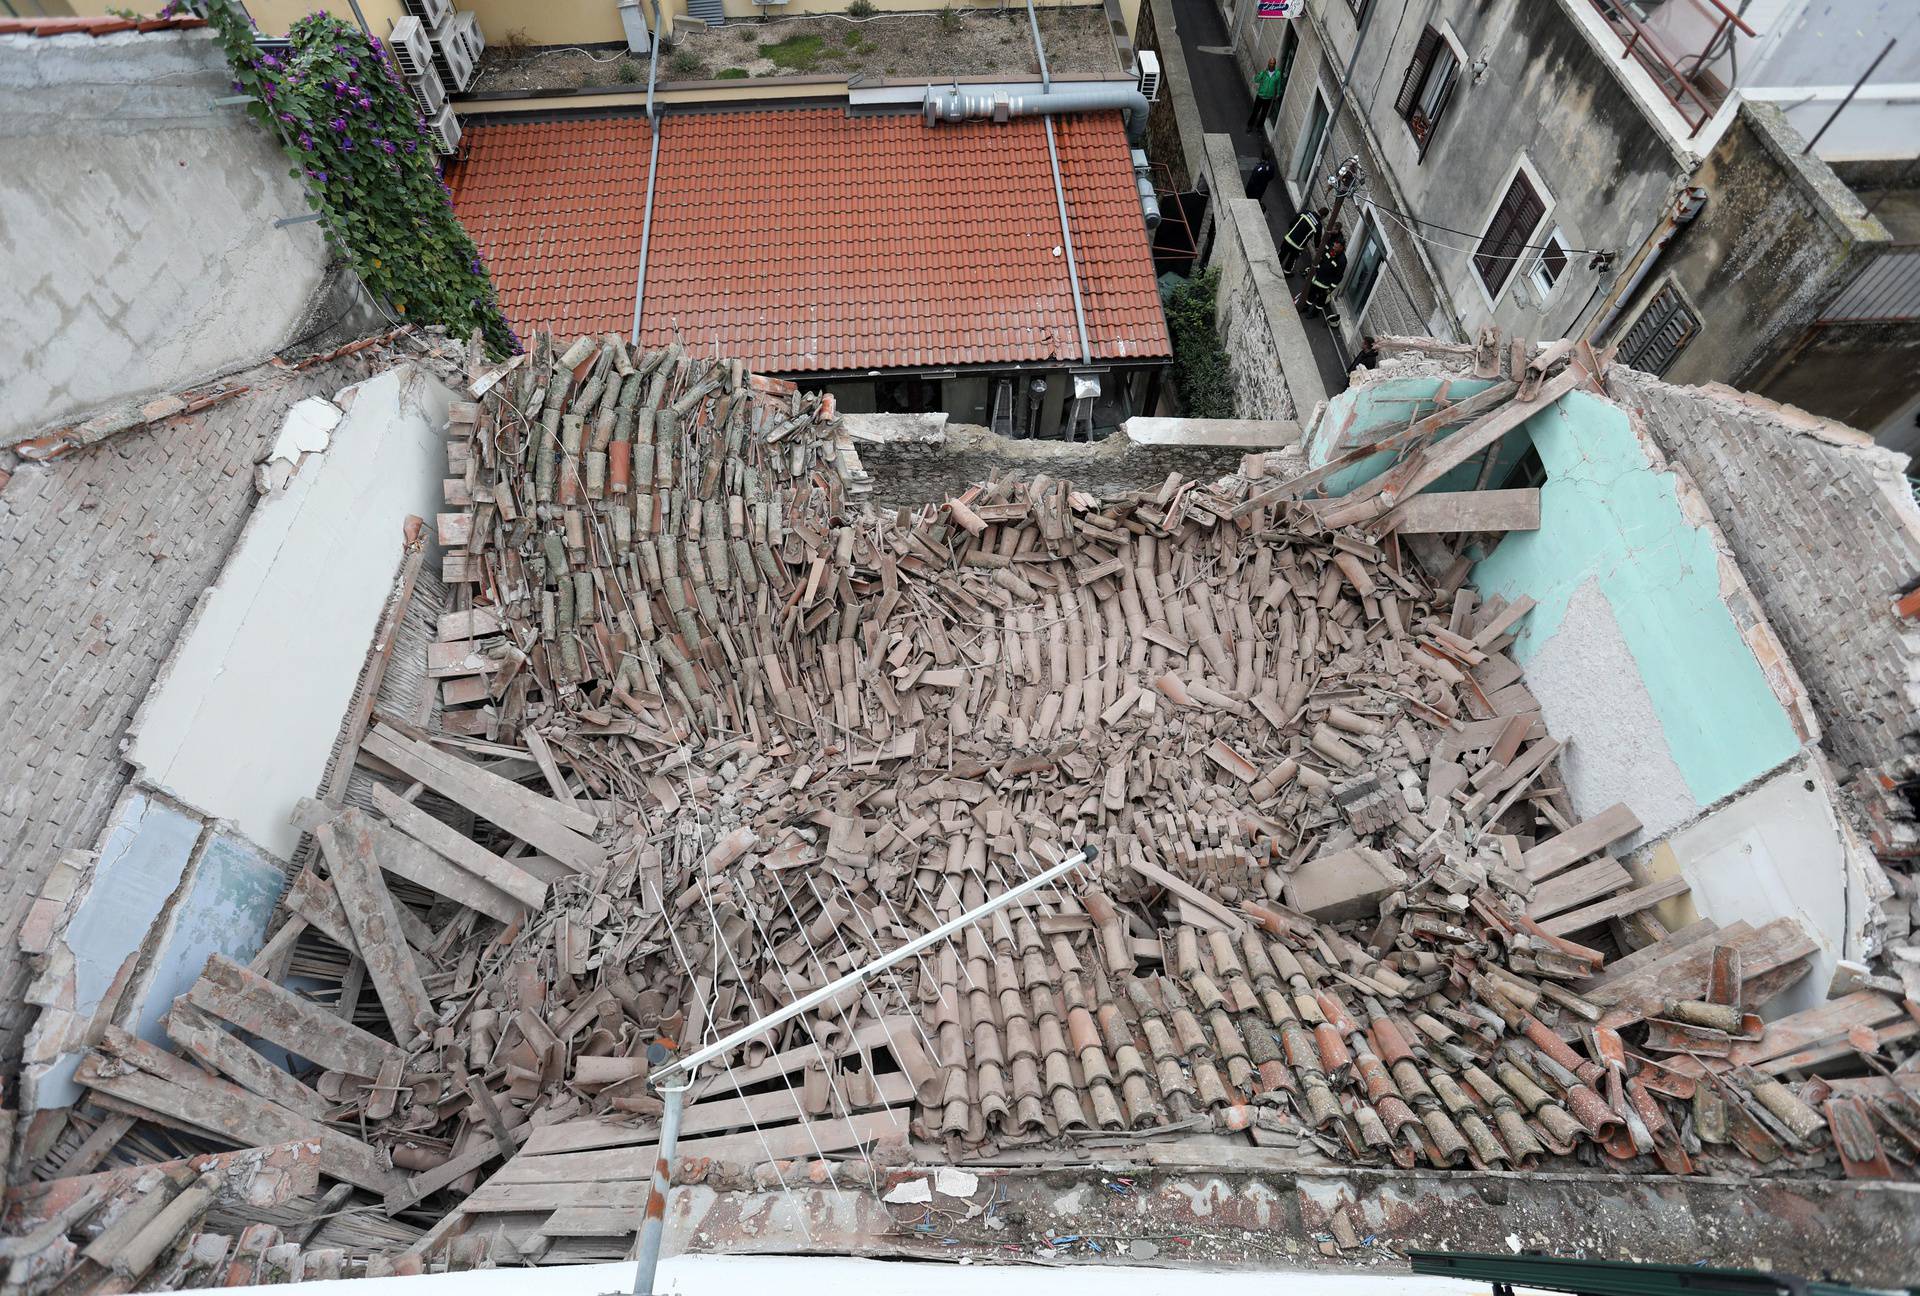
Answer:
1137 50 1162 103
452 10 484 60
408 66 447 119
429 105 462 155
402 0 453 30
430 20 476 93
389 16 434 80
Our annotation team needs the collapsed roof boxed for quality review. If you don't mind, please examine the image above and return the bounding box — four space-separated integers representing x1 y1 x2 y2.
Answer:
4 331 1918 1291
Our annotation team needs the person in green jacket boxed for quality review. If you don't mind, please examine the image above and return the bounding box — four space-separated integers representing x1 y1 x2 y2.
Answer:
1245 57 1284 133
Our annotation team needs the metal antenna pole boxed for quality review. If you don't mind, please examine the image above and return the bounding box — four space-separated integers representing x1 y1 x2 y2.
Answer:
1802 38 1895 157
631 1076 691 1296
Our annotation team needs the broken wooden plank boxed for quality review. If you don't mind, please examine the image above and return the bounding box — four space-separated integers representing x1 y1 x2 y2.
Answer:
363 725 604 873
318 813 436 1048
184 953 405 1079
1539 875 1690 938
79 1029 398 1193
163 1001 329 1121
1522 803 1643 882
1387 488 1541 535
1525 858 1632 922
369 784 546 912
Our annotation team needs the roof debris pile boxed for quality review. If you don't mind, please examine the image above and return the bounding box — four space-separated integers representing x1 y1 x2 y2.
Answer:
10 332 1917 1285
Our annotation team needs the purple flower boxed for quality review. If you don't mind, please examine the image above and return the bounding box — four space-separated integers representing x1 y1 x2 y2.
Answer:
377 138 397 154
341 136 355 152
329 116 347 131
405 139 418 153
299 131 314 150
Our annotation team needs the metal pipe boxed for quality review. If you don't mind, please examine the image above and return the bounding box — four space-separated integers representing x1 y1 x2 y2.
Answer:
1802 37 1895 156
1588 185 1706 344
651 845 1095 1084
1045 116 1095 368
922 85 1152 146
629 0 664 348
630 1076 689 1296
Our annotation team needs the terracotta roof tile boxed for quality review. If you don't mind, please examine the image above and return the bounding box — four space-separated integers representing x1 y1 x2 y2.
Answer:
449 108 1170 372
0 15 206 36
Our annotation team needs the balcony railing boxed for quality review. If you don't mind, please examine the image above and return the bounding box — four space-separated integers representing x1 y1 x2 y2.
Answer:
1586 0 1755 135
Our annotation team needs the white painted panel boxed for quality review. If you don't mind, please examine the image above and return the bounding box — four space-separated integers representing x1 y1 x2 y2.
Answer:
126 366 452 860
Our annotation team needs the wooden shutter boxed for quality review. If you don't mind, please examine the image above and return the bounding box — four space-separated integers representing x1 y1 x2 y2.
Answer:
1396 27 1441 120
1618 286 1699 375
1474 171 1546 294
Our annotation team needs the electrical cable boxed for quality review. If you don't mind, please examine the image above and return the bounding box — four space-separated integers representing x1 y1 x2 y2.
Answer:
1360 196 1611 263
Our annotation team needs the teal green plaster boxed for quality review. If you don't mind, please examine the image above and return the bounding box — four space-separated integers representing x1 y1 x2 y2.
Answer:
1470 391 1800 806
1305 376 1521 497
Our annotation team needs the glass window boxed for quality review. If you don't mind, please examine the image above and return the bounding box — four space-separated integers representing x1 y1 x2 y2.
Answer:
1345 217 1386 312
1295 92 1330 186
1529 229 1570 296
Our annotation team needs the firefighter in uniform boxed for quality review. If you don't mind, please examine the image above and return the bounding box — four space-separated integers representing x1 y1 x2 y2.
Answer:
1279 207 1325 276
1296 237 1348 324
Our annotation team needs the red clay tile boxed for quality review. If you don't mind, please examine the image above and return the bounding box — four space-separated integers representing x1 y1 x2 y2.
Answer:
450 108 1170 372
0 15 204 35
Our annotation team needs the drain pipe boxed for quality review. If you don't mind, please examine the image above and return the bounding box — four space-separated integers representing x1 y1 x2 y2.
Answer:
629 0 664 348
1587 186 1706 346
1020 0 1093 368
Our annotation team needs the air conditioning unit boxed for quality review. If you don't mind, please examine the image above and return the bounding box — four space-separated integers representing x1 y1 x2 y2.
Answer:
429 104 462 155
1137 49 1162 103
402 0 452 29
408 66 447 119
389 16 433 80
452 10 484 60
430 20 476 92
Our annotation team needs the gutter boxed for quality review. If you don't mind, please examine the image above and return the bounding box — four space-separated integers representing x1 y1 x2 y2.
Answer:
1587 186 1707 345
629 0 664 348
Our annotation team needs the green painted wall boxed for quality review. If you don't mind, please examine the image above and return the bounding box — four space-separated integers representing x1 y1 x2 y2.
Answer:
1470 392 1802 806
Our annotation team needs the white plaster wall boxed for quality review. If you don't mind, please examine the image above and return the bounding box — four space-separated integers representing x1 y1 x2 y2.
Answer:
124 366 452 861
1510 579 1701 845
1654 755 1878 1015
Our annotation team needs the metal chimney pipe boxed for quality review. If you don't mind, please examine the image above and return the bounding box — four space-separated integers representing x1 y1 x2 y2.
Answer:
923 84 1152 146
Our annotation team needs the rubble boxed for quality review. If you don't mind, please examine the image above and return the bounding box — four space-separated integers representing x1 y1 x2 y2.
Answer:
6 330 1916 1285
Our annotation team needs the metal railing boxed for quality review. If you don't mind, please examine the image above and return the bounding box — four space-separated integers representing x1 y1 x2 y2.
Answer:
1586 0 1756 135
1817 245 1920 325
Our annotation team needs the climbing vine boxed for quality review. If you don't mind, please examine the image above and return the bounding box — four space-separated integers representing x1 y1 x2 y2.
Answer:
181 0 518 355
1166 269 1235 420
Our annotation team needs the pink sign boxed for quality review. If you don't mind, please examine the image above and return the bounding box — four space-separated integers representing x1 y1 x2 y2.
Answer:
1257 0 1302 15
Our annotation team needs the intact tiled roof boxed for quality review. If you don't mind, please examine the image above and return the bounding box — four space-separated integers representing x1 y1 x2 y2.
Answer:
449 108 1170 372
0 15 206 36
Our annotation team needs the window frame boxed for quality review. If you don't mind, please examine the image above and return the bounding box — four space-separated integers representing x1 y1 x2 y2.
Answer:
1528 227 1570 298
1292 84 1332 191
1343 213 1390 319
1471 157 1555 308
1395 23 1465 159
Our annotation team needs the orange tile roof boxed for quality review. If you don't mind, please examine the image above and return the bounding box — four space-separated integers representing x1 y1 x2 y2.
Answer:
449 108 1169 372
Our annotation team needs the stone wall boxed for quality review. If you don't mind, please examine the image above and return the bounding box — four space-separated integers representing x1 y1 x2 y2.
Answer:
0 28 370 444
1201 135 1328 424
1608 368 1920 786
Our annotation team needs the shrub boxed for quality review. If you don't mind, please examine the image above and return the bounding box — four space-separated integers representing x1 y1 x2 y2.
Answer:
189 1 516 355
847 0 877 16
616 59 643 82
716 66 751 79
668 48 704 76
495 27 532 61
1166 269 1235 419
843 26 864 46
937 4 962 32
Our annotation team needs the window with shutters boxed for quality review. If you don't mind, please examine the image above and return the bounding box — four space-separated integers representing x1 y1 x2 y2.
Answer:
1474 169 1547 298
1395 26 1460 158
1617 284 1700 376
1345 215 1387 314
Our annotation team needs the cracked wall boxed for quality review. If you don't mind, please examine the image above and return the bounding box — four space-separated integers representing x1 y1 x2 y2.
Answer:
0 28 340 443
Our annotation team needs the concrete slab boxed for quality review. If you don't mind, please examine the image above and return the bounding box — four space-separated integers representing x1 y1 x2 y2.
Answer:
1125 415 1301 447
124 365 454 861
